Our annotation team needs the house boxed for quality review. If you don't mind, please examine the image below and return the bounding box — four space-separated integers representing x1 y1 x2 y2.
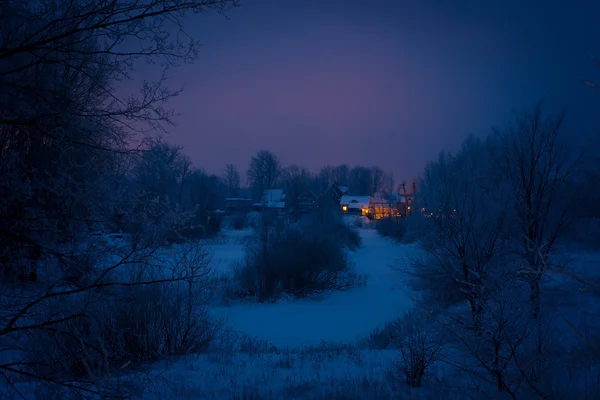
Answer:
292 192 319 214
370 192 413 218
320 182 349 207
337 185 349 196
338 191 414 219
258 189 286 212
340 195 371 216
369 194 397 219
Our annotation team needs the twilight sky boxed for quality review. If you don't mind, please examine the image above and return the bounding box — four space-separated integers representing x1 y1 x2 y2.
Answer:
151 0 600 182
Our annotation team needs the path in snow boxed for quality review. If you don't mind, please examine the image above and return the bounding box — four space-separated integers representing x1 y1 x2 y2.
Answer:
212 229 419 348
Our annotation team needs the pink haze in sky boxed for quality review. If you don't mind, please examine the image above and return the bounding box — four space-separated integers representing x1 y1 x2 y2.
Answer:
135 0 600 183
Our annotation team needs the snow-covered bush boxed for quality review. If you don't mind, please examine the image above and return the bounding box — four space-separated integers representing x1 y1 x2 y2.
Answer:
17 243 220 395
232 213 247 230
362 310 445 388
394 310 445 388
375 216 407 241
234 211 365 300
341 222 363 251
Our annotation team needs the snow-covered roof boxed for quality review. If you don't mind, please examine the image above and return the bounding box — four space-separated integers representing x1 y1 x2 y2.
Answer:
262 189 285 203
372 192 407 203
340 195 371 209
225 197 252 201
337 185 349 194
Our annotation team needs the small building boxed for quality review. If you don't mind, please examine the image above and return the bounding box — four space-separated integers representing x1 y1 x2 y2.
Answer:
294 192 319 214
338 192 415 219
337 185 349 195
340 195 371 216
370 192 413 218
321 182 348 206
259 189 287 212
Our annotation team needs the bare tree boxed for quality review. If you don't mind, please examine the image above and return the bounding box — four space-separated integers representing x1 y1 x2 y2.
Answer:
133 138 185 197
223 163 241 198
495 103 579 319
0 0 237 396
128 139 223 240
281 165 312 222
332 164 350 186
0 0 238 257
371 166 386 195
349 166 372 195
317 165 335 192
246 150 281 200
0 0 238 137
411 135 512 333
392 310 445 388
381 172 396 214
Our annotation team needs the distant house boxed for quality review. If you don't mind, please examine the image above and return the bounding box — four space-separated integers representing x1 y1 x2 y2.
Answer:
224 197 253 214
340 195 371 216
338 192 414 219
369 193 400 218
292 192 318 214
259 189 286 212
321 182 349 206
337 185 349 195
370 192 413 218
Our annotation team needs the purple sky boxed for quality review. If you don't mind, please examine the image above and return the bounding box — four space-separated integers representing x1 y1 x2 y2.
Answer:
150 0 600 182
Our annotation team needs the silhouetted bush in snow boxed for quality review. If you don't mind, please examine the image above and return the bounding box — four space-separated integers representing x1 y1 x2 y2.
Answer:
234 211 365 301
375 216 407 241
232 213 247 230
21 243 220 387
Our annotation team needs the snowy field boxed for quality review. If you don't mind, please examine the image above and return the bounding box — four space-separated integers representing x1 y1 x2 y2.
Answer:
209 228 419 347
11 226 600 399
145 347 407 400
140 227 600 400
139 226 426 399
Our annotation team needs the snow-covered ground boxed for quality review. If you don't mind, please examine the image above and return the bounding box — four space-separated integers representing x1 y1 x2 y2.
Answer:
209 228 419 347
11 227 600 399
138 227 424 399
146 346 408 400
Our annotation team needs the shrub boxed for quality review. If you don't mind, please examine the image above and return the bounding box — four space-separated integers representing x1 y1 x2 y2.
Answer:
375 217 406 241
232 214 247 230
165 213 222 244
331 215 362 250
355 217 363 228
406 254 470 309
205 214 222 235
22 244 220 390
340 222 362 251
360 318 404 350
234 211 365 301
392 310 445 388
361 310 445 387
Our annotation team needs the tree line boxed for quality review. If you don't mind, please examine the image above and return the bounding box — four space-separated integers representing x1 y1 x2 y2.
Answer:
245 149 406 201
399 101 600 397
